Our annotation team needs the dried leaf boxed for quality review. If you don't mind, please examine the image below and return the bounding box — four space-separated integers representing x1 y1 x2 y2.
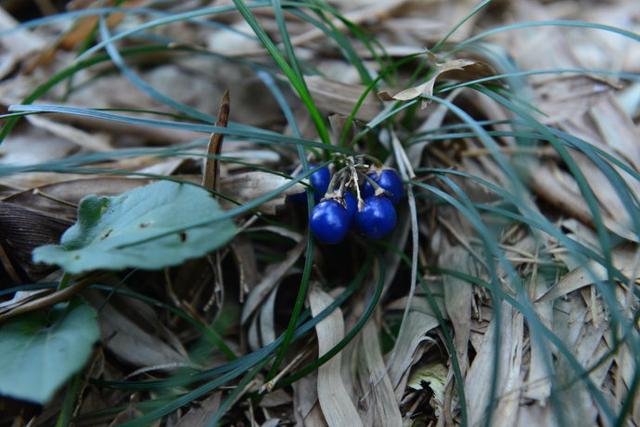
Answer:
537 246 638 302
356 320 402 427
378 58 495 102
441 244 473 375
241 237 305 323
86 291 189 369
304 75 383 121
309 286 363 427
220 171 306 215
386 311 439 395
465 303 524 427
175 392 221 427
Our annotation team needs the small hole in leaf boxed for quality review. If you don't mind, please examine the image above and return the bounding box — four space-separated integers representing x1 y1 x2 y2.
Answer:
179 232 187 242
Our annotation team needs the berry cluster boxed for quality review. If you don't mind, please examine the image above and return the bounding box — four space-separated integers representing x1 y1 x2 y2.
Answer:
289 161 404 244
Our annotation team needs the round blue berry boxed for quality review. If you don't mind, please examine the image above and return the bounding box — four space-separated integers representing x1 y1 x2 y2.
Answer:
362 168 404 204
355 196 397 239
310 199 351 244
288 164 331 203
344 192 357 222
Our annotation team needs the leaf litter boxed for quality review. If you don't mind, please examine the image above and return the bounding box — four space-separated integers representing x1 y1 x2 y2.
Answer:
0 0 638 426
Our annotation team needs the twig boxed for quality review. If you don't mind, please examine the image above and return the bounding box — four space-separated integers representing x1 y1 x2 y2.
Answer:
203 89 230 192
0 277 93 323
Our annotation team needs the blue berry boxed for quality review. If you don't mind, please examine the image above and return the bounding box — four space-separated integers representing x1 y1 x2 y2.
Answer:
310 199 351 244
362 168 404 204
344 192 357 222
355 196 397 239
288 164 331 203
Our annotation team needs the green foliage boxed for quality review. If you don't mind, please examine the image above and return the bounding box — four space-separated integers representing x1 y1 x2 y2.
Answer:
33 181 237 274
0 301 99 404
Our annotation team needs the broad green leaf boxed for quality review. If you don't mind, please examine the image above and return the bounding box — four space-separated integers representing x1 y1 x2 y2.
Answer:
0 301 99 404
33 180 237 274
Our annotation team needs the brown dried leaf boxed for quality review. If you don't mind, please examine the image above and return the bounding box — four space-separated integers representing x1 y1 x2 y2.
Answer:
378 58 495 102
0 202 70 282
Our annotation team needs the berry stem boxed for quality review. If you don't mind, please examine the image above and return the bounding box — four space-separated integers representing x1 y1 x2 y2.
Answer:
351 166 365 211
360 171 387 197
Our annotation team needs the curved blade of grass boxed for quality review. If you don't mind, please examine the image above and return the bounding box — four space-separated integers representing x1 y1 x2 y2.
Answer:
432 0 492 52
0 43 274 143
232 0 331 149
5 105 354 157
97 16 216 124
438 67 640 95
451 20 640 56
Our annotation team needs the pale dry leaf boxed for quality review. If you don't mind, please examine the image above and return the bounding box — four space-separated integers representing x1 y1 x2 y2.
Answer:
524 275 553 402
3 177 152 220
534 76 614 124
441 243 473 376
552 298 599 426
492 311 524 427
220 171 306 215
309 286 363 427
137 157 186 177
25 114 112 152
465 302 523 427
86 291 189 369
0 8 46 79
589 93 640 170
303 75 382 121
356 320 402 427
206 20 262 56
378 58 495 102
292 372 321 424
230 235 259 300
258 285 279 346
0 126 76 168
385 295 448 319
247 314 261 352
407 88 463 168
174 392 222 427
516 404 557 427
537 246 638 302
260 389 291 408
386 310 439 396
241 237 305 323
